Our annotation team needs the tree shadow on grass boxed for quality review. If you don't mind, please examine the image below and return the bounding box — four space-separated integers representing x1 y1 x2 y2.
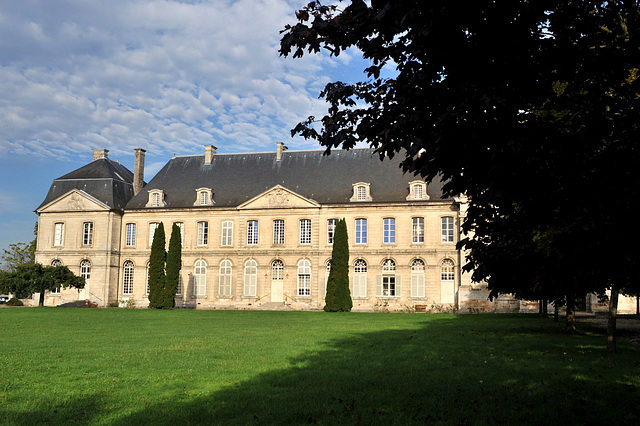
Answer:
112 315 639 425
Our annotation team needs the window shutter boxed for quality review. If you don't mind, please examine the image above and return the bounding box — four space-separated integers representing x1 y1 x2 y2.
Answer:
396 275 402 297
376 275 382 297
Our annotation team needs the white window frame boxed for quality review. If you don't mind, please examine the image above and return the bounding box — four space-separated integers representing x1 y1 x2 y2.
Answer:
299 219 311 245
126 223 136 247
441 216 455 243
355 218 367 244
221 221 233 246
377 259 400 297
353 259 367 298
197 221 208 246
406 180 429 200
194 260 207 296
83 222 94 246
146 189 166 208
273 219 285 245
297 259 311 296
174 222 184 246
441 259 455 281
247 220 259 245
54 222 65 247
327 219 337 245
411 259 426 298
412 217 424 244
194 187 213 206
383 218 395 244
149 222 160 247
244 260 257 297
350 182 372 202
122 261 134 295
219 260 232 297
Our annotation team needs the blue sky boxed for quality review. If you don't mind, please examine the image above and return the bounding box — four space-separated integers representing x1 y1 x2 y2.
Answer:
0 0 372 254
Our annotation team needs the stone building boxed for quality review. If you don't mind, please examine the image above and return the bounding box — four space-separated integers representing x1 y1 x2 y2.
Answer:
35 144 488 311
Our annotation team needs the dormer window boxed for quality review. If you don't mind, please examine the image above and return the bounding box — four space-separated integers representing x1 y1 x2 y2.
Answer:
194 188 214 206
350 182 372 202
146 189 166 208
406 180 429 201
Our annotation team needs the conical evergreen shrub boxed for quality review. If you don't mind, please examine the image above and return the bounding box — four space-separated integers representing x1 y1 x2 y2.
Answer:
163 223 182 309
324 218 352 312
148 222 166 309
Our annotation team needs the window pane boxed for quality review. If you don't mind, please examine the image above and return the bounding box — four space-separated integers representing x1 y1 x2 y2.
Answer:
247 220 259 245
123 261 133 295
126 223 136 246
197 221 208 246
297 259 311 296
383 218 395 244
194 260 207 296
442 216 455 243
221 221 233 246
327 219 337 244
412 217 424 243
219 260 232 296
244 260 257 297
355 219 367 244
273 220 284 245
300 219 311 244
83 222 93 246
54 223 65 246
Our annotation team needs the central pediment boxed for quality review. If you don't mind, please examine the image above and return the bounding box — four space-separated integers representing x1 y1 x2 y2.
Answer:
36 189 111 213
238 185 320 210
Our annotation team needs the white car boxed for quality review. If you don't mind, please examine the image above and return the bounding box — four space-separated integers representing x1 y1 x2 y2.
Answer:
0 295 9 304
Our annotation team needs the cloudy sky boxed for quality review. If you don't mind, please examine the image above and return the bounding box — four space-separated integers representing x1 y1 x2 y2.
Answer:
0 0 370 253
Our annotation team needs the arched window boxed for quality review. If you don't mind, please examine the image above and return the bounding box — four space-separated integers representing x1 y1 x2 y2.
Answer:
51 260 62 294
244 260 257 297
146 263 150 295
411 259 426 298
194 260 207 296
377 259 399 297
353 259 367 298
80 259 91 282
219 260 232 297
122 261 134 295
440 259 455 304
441 259 455 281
324 260 332 296
271 259 284 280
297 259 311 296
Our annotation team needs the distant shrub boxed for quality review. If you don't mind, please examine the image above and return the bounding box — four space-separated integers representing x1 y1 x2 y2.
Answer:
108 300 120 308
6 298 24 306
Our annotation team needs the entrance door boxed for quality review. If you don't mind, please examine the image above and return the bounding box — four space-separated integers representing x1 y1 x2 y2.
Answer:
79 260 91 300
271 260 284 303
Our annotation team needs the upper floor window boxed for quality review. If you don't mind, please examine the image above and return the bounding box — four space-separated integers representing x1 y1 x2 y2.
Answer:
350 182 372 202
297 259 311 296
197 221 208 246
149 222 160 247
221 221 233 246
83 222 94 246
174 222 184 246
327 219 337 245
412 217 424 244
247 220 259 245
146 189 166 208
219 260 232 297
406 180 429 200
194 187 214 206
126 223 136 247
441 216 455 243
54 223 65 246
300 219 311 245
355 218 367 244
273 219 285 245
383 218 396 244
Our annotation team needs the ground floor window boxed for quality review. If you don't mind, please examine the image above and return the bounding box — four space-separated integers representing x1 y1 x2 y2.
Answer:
353 259 367 298
194 260 207 296
297 259 311 296
219 260 232 297
244 260 257 297
123 261 134 295
411 259 425 298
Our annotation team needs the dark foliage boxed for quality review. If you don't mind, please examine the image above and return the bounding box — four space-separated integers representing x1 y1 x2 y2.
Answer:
163 223 182 309
0 263 84 306
148 222 166 309
325 218 352 312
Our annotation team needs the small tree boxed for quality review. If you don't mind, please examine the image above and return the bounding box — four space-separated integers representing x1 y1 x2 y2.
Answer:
163 223 182 309
148 222 166 309
0 263 84 306
324 218 352 312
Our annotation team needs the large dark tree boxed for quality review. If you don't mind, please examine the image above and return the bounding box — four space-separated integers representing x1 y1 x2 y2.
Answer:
281 1 640 346
163 223 182 309
0 263 84 306
325 218 352 312
148 222 166 309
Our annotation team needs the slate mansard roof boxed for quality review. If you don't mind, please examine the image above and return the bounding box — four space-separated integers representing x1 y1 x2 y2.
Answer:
126 147 446 209
37 157 136 211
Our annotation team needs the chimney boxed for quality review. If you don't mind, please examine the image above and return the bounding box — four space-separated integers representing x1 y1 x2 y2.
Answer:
204 145 217 165
92 149 109 161
276 142 288 161
133 148 146 195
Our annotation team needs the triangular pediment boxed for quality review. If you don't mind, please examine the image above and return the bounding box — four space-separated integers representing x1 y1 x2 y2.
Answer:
238 185 320 210
36 189 111 213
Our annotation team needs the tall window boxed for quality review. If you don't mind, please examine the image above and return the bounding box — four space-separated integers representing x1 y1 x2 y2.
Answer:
219 260 232 297
244 260 257 297
272 259 284 280
122 261 133 295
247 220 259 245
413 184 424 199
441 259 455 281
353 259 367 298
152 192 160 207
83 222 94 246
146 263 150 294
325 260 332 295
355 218 367 244
411 259 426 298
149 222 159 247
176 275 183 295
273 219 285 245
126 223 136 247
383 218 396 244
200 191 208 205
197 221 208 246
297 259 311 296
51 260 62 293
300 219 311 245
54 223 65 246
221 221 233 246
412 217 424 244
194 260 207 296
357 185 367 201
327 219 337 244
441 216 455 243
378 259 398 297
174 222 184 246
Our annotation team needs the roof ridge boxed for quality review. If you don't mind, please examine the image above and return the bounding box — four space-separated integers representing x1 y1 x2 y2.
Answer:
172 146 373 158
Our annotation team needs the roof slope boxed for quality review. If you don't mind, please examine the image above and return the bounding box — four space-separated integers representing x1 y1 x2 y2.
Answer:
37 158 135 211
126 148 446 209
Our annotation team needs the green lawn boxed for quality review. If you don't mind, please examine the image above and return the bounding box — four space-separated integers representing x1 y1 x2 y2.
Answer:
0 308 638 425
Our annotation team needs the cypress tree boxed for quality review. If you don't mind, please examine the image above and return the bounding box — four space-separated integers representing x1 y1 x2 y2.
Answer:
148 222 166 309
324 218 352 312
163 223 182 309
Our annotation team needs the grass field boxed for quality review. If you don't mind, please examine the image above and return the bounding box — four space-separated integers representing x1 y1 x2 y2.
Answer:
0 308 638 425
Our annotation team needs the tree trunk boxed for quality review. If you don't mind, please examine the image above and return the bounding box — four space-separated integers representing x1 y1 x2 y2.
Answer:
554 300 559 322
565 296 576 332
542 298 548 318
38 291 45 307
607 284 619 354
